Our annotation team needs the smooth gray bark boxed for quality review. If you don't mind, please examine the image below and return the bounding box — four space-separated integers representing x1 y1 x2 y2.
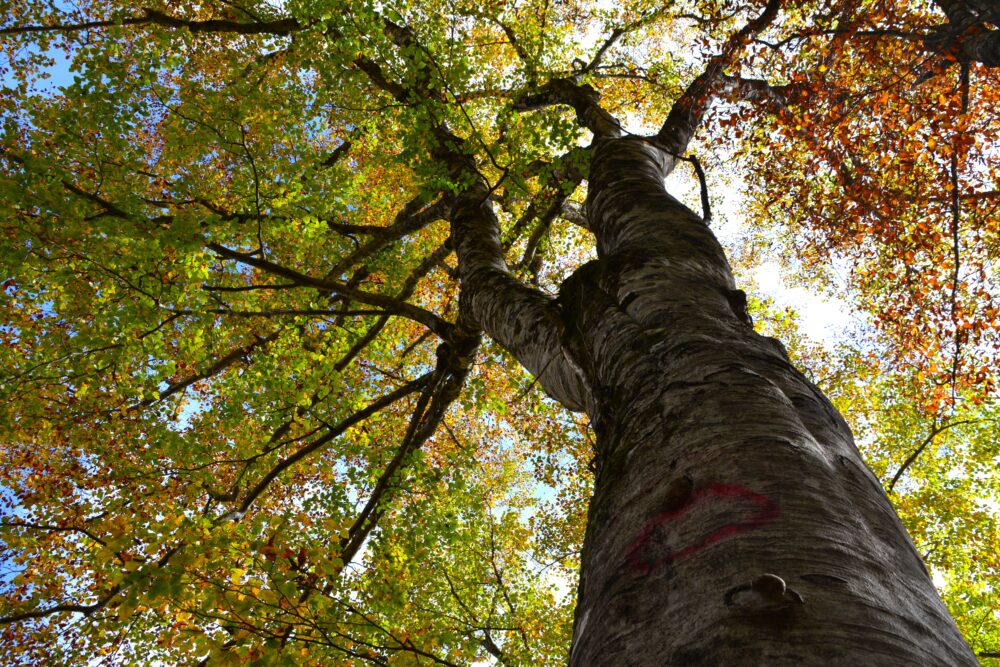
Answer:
563 137 978 665
450 179 590 412
450 131 977 663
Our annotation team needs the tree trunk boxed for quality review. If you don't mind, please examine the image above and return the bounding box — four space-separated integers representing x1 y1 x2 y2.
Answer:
448 128 977 663
561 137 977 665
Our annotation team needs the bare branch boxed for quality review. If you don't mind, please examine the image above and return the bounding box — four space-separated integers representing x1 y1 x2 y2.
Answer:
662 153 712 224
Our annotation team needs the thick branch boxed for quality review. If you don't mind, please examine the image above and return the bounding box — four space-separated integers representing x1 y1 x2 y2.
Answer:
446 164 588 410
956 27 1000 66
916 0 1000 67
513 78 622 138
657 0 782 157
560 201 589 229
319 138 354 170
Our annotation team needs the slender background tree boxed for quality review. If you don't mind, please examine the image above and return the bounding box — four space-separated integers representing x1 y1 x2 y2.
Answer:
1 0 998 664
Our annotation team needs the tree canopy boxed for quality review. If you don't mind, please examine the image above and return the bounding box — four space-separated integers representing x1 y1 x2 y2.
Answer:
1 0 998 663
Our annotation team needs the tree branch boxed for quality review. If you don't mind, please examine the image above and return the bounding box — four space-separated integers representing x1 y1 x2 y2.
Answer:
150 330 281 405
1 520 107 546
888 419 976 492
335 244 455 373
0 7 302 37
206 242 454 340
437 130 589 411
0 595 117 625
325 195 451 279
513 78 622 138
657 0 782 156
339 328 479 563
236 372 434 515
504 148 587 249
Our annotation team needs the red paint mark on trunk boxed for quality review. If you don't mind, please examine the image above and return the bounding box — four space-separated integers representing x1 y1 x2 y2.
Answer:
626 483 780 575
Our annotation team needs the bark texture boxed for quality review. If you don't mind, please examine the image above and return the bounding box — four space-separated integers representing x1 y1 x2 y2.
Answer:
431 3 976 660
450 178 589 412
448 125 976 662
933 0 1000 67
561 137 978 665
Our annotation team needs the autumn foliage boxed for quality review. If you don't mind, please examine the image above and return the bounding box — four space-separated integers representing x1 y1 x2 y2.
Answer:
0 0 998 663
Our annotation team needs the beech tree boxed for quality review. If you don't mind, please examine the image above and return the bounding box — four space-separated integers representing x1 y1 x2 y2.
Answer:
1 0 998 664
